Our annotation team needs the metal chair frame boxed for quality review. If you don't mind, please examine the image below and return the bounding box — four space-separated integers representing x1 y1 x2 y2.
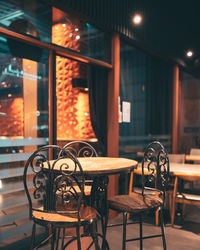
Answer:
23 144 108 249
106 141 169 250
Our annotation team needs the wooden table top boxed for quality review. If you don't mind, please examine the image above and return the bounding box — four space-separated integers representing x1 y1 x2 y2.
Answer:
185 154 200 162
48 157 138 175
170 162 200 176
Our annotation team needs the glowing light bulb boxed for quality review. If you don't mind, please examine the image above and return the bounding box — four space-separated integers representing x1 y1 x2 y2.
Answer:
133 14 142 25
186 50 193 57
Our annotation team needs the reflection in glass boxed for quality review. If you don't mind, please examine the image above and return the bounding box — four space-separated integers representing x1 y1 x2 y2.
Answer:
0 35 49 247
0 37 49 156
0 0 52 43
52 7 111 63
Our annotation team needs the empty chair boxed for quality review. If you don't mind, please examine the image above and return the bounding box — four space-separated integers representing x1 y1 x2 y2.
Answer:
190 148 200 155
189 148 200 164
171 173 200 227
106 141 169 250
167 154 185 220
23 145 108 249
61 141 98 197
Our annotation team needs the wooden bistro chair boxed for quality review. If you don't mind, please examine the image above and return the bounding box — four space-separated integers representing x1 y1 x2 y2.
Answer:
107 141 169 250
23 144 108 250
167 154 185 217
171 172 200 227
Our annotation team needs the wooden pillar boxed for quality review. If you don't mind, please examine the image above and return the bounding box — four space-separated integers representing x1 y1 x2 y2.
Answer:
172 65 179 153
107 33 120 199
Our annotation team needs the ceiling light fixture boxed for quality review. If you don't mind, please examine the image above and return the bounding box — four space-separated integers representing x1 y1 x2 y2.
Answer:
186 50 193 58
132 14 142 25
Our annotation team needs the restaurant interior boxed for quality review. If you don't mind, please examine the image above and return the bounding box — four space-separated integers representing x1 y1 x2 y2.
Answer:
0 0 200 249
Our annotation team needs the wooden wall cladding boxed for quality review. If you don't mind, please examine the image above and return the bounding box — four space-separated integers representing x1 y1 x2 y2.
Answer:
52 23 96 140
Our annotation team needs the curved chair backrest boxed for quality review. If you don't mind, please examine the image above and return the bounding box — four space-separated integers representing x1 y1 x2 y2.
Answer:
23 145 85 222
141 141 169 201
62 141 98 157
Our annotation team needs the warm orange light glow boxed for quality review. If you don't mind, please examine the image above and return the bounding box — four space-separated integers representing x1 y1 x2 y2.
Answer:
0 97 23 136
52 17 96 141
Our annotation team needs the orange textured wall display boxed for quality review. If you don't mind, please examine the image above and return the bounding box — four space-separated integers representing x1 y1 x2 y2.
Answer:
0 97 23 136
52 22 96 140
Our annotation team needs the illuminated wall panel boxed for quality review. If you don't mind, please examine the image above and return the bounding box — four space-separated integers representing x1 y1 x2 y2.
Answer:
0 97 23 137
52 22 96 140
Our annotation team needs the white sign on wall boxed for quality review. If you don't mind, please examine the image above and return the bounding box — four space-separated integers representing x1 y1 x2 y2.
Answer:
122 101 131 123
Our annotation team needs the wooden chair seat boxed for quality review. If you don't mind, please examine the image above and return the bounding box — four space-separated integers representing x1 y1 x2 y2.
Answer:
108 193 163 213
33 204 97 223
177 193 200 202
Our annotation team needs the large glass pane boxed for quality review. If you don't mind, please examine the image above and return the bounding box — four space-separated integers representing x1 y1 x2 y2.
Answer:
178 71 200 153
0 35 48 248
0 0 52 43
52 8 111 63
119 41 173 160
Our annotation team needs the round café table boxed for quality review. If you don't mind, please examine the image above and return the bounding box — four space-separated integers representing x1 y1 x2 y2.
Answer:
46 157 138 212
48 156 138 215
48 157 138 175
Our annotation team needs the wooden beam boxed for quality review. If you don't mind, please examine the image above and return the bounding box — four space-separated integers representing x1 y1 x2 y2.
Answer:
172 65 179 153
107 33 120 201
0 27 112 69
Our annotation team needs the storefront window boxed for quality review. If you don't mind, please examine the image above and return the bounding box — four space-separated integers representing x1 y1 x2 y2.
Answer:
0 0 52 43
52 8 111 63
178 71 200 153
0 35 48 247
119 41 173 159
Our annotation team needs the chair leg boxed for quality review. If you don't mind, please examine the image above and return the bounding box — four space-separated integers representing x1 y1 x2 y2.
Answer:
76 225 81 250
171 176 178 227
91 221 100 250
168 191 172 220
155 210 159 226
61 228 65 249
55 228 60 250
51 225 56 250
122 212 127 250
31 222 36 250
139 213 143 250
182 204 186 218
159 209 167 250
